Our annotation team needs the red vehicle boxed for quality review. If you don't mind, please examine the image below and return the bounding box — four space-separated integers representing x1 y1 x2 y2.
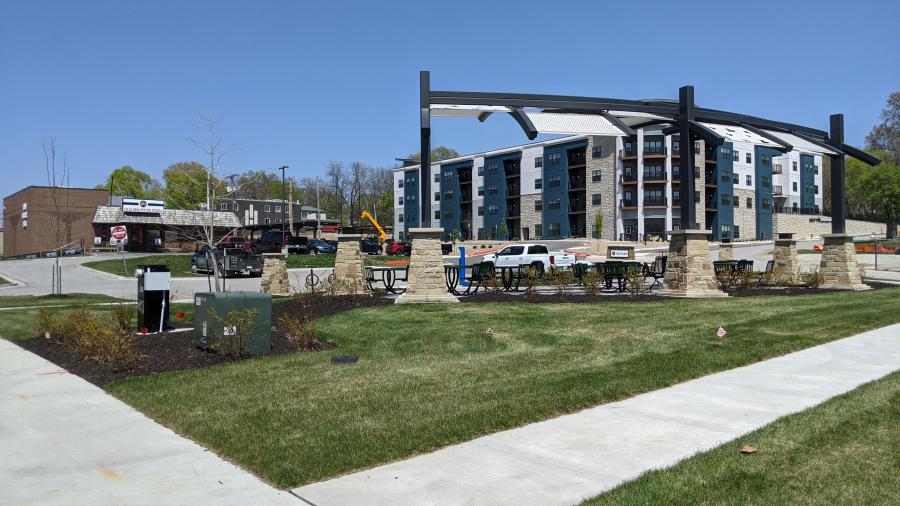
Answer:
216 235 253 252
387 241 411 256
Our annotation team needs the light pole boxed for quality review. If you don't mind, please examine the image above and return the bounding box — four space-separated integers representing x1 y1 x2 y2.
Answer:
279 166 288 250
316 176 321 238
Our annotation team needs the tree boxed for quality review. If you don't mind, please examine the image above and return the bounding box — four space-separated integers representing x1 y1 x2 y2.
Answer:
98 165 161 199
162 161 212 210
499 222 508 240
408 146 460 163
865 92 900 165
846 150 900 238
594 213 604 239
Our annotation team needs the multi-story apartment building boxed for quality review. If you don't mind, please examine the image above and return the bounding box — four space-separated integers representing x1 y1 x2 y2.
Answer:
394 124 823 242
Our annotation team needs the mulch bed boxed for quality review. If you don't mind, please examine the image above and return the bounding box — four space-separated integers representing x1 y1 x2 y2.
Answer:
20 294 390 387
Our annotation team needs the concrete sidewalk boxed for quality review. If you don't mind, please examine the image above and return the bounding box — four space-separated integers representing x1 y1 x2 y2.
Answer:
0 339 300 505
293 323 900 506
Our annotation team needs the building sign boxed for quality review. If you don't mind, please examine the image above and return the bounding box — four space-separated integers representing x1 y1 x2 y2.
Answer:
122 198 164 214
110 225 128 242
609 249 629 259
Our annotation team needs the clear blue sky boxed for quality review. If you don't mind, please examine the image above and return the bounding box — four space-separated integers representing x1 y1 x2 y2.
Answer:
1 0 898 194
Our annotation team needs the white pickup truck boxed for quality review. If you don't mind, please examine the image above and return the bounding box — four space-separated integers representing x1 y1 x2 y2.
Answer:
480 244 579 274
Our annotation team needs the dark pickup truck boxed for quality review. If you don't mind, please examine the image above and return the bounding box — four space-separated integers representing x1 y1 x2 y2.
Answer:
191 247 264 277
252 230 310 255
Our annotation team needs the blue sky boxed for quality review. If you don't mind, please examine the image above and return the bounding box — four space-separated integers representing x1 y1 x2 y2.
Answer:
1 0 898 193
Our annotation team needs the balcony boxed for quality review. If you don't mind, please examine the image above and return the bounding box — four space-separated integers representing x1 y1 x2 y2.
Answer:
643 171 666 182
506 205 520 217
567 151 586 166
622 172 638 183
643 198 667 207
774 185 784 195
772 164 783 174
643 146 667 157
506 184 520 196
620 200 637 209
568 199 585 212
618 148 637 160
568 177 586 190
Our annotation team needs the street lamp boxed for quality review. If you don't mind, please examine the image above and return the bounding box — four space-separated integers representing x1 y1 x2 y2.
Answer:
278 166 288 250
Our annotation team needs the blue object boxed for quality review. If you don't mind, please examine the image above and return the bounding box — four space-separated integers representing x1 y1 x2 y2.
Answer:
459 246 470 286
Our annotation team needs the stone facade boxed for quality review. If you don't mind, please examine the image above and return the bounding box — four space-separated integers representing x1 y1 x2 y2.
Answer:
819 234 869 290
694 140 706 230
772 236 801 285
773 213 884 239
733 189 757 240
662 230 727 297
586 136 616 240
333 234 364 291
718 242 733 261
519 194 541 240
396 228 458 303
259 253 290 295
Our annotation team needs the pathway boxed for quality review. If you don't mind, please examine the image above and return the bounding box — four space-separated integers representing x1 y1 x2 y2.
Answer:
293 323 900 506
0 338 301 505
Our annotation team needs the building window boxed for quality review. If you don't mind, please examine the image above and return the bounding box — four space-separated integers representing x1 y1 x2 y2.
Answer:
721 194 731 206
434 192 440 201
220 203 228 210
534 224 542 239
444 190 453 200
734 225 740 239
275 206 281 213
488 184 498 195
592 193 602 206
792 181 798 192
592 145 602 158
435 210 441 220
813 185 819 194
746 153 751 164
548 223 561 237
720 171 731 183
477 186 484 196
721 224 732 238
762 176 771 187
644 189 664 205
592 170 602 182
548 199 561 209
733 150 739 162
443 170 452 181
488 204 499 215
673 189 680 204
547 153 561 165
535 178 542 189
814 165 819 175
761 154 771 165
792 161 798 172
746 197 753 208
434 173 439 183
762 198 771 209
672 140 680 152
644 165 664 180
534 156 542 168
734 197 739 208
264 205 271 212
477 206 484 216
534 200 542 211
398 179 404 188
643 140 663 154
408 194 416 202
694 191 700 203
746 175 752 186
549 175 561 187
398 214 403 223
478 166 484 176
486 162 499 174
264 217 271 224
398 197 404 205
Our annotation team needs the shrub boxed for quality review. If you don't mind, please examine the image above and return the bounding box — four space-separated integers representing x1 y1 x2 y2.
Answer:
624 267 648 295
483 274 502 294
737 269 757 290
522 266 540 294
715 269 740 291
35 306 135 367
35 308 55 338
112 304 134 332
581 270 601 296
210 307 260 358
801 267 824 288
278 314 317 349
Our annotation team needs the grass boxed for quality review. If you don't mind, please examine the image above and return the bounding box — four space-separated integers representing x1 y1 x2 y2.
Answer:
105 288 900 488
583 371 900 505
286 254 407 269
0 275 9 285
82 254 198 277
0 293 193 342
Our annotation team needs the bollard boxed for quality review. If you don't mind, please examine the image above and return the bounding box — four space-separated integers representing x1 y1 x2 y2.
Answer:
459 246 470 287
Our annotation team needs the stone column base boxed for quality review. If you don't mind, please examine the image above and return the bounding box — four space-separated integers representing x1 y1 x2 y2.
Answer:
773 234 801 285
260 253 290 295
333 234 365 293
659 230 727 298
395 228 458 304
718 242 733 261
819 234 870 290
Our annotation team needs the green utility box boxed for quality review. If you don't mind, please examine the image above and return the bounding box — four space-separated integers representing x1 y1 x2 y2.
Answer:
193 291 272 355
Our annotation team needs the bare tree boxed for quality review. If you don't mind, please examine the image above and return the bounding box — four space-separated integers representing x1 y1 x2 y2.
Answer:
42 138 73 294
326 162 346 225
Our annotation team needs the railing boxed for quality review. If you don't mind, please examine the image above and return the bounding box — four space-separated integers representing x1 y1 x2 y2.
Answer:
568 152 587 166
643 198 667 206
774 205 821 215
618 149 637 159
506 185 520 195
773 185 783 195
506 205 520 216
643 146 667 156
568 177 586 189
772 164 783 174
643 171 666 181
622 172 638 183
620 200 637 208
569 200 585 212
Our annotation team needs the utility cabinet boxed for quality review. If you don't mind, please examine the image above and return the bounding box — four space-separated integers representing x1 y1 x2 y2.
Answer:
136 264 171 332
193 291 272 355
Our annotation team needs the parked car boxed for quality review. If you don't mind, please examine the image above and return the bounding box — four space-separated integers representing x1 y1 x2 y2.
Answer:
252 230 310 255
480 243 578 275
191 247 264 277
360 239 382 255
216 235 253 252
441 242 453 255
387 241 410 256
308 239 337 255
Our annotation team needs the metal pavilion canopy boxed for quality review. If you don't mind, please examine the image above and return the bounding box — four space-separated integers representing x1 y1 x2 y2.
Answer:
418 70 879 234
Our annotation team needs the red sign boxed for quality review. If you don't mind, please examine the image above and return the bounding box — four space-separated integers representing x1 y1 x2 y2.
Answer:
111 225 128 241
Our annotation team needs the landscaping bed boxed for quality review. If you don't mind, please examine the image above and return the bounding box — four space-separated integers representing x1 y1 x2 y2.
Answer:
18 294 391 387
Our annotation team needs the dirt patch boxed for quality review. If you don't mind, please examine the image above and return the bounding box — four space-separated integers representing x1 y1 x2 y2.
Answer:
20 294 390 387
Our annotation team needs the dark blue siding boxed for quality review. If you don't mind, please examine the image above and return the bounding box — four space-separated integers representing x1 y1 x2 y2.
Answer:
439 161 468 240
541 140 587 239
754 146 779 239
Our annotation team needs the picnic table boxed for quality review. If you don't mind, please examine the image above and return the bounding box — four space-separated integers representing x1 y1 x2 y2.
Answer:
365 265 408 294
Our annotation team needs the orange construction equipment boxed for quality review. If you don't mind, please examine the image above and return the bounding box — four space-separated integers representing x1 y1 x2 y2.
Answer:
360 210 388 243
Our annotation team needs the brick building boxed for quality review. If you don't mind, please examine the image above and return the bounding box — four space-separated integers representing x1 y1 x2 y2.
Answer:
3 186 109 258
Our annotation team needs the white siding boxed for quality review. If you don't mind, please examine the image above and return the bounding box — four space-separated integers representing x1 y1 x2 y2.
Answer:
520 145 543 196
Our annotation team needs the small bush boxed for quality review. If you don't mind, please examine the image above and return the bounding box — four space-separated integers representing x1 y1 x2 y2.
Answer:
624 268 648 295
210 307 260 358
483 273 502 294
522 266 540 294
278 314 317 349
801 267 824 288
737 269 757 290
34 306 135 367
581 270 601 296
112 304 134 332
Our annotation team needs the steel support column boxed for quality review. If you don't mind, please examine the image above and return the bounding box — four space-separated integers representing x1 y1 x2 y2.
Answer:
828 114 845 234
420 70 431 227
678 86 697 229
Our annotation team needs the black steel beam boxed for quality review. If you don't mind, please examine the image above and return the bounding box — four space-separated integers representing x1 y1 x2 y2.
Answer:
420 71 431 227
598 110 637 136
841 144 881 166
430 90 676 116
828 114 845 235
738 122 793 152
507 107 538 140
477 111 492 122
689 121 725 148
692 107 828 138
630 119 677 130
790 129 842 155
678 86 697 230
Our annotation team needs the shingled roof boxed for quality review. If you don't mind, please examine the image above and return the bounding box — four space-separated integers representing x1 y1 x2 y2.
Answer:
92 205 242 228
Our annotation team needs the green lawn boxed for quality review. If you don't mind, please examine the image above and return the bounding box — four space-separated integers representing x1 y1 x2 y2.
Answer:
584 371 900 505
0 293 193 342
0 275 10 285
286 254 405 269
82 254 197 277
106 288 900 488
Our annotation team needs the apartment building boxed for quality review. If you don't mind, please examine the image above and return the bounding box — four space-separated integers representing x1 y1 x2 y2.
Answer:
394 124 824 243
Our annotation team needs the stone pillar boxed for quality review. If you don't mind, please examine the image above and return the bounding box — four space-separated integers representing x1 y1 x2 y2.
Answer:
333 234 365 291
718 240 734 261
396 227 458 304
606 243 635 260
661 229 727 298
259 253 290 295
819 234 869 290
772 233 801 285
